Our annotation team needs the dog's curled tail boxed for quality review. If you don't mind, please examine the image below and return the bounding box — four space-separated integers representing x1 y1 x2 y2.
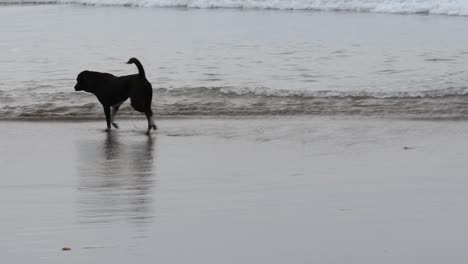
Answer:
127 57 146 79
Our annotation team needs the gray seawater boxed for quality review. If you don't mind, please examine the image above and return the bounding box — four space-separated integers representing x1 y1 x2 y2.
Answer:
1 4 468 119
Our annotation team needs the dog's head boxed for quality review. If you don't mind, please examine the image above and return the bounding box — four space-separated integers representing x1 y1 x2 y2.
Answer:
74 71 92 92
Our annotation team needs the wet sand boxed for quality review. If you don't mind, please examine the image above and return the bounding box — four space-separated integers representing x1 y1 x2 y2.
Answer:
2 117 468 263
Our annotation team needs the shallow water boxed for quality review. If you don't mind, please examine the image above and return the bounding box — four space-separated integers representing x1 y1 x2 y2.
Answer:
1 5 468 119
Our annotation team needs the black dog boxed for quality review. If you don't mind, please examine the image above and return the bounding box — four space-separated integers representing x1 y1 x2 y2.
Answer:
74 58 157 133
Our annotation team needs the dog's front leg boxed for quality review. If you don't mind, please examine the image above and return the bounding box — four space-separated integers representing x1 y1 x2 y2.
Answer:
111 105 120 129
103 106 112 131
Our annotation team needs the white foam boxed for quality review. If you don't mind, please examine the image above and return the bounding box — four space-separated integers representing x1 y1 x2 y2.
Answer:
3 0 468 16
41 0 468 16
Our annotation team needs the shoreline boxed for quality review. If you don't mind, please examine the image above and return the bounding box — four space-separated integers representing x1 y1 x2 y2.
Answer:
3 114 468 122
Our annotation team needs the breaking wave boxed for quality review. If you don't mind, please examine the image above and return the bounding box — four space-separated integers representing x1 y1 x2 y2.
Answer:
2 86 468 120
2 0 468 16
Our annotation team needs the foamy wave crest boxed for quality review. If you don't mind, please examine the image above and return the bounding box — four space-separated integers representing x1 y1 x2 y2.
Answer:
2 87 468 120
0 0 55 4
165 86 468 99
2 0 468 16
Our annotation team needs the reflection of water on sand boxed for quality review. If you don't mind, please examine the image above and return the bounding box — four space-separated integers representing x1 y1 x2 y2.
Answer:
76 132 156 226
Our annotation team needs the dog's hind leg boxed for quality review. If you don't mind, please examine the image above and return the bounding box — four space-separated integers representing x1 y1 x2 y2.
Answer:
145 108 157 133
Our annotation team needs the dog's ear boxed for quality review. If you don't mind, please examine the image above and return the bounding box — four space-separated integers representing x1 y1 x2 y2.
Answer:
77 70 87 78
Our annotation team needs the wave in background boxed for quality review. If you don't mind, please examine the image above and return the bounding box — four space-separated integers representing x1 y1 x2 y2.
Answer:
2 86 468 120
1 0 468 16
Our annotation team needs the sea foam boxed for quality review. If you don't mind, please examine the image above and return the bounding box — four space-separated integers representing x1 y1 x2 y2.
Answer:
2 0 468 16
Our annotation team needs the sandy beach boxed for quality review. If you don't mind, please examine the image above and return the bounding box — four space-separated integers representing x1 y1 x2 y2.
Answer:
1 117 468 263
2 0 468 262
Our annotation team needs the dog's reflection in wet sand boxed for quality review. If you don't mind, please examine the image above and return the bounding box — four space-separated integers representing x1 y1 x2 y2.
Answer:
77 132 156 226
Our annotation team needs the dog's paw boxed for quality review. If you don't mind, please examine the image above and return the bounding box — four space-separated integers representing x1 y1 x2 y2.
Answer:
112 122 119 129
146 125 157 134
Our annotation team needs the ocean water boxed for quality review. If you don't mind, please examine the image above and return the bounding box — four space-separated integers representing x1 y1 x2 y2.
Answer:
1 1 468 119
